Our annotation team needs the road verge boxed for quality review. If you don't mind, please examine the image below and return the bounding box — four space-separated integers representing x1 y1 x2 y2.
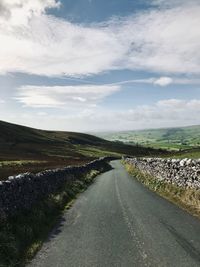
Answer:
124 161 200 220
0 159 112 267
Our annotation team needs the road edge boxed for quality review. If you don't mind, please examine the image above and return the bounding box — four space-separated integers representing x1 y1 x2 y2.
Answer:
123 162 200 220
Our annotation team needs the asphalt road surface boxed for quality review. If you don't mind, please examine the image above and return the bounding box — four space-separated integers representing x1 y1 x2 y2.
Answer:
28 160 200 267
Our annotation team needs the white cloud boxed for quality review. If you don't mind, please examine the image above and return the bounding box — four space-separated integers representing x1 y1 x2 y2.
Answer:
121 4 200 75
151 0 200 8
153 77 173 86
84 98 200 131
157 99 186 109
157 99 200 111
75 98 200 131
110 77 200 87
0 1 200 76
0 0 60 25
0 15 124 76
16 84 120 108
37 111 48 116
186 100 200 110
7 97 200 131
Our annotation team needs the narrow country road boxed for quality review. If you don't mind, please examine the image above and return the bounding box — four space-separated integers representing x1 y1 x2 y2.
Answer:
28 160 200 267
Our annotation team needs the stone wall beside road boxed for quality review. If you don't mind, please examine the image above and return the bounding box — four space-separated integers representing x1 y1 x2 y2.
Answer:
0 157 114 221
124 157 200 189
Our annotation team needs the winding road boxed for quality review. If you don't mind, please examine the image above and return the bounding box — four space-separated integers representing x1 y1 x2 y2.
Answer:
28 160 200 267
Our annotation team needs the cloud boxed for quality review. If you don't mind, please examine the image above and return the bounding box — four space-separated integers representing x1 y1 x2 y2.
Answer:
0 99 5 104
157 99 186 109
157 99 200 110
0 0 60 25
84 98 200 131
185 100 200 110
8 97 200 131
151 0 200 8
110 77 200 87
37 111 47 116
0 1 200 76
74 98 200 131
153 77 173 86
121 4 200 75
16 84 120 108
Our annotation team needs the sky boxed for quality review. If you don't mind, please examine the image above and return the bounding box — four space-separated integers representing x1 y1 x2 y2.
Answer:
0 0 200 132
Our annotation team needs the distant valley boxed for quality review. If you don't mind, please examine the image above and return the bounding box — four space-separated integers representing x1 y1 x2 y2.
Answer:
96 125 200 159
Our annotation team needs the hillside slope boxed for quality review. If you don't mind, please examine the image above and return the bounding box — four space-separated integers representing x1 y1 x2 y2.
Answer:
0 120 106 160
0 120 164 180
0 120 163 160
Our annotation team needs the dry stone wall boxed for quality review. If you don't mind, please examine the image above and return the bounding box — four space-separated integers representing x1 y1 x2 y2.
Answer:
125 157 200 189
0 157 114 221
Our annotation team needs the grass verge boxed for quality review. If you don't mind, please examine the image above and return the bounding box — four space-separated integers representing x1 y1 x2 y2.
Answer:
124 163 200 219
0 163 111 267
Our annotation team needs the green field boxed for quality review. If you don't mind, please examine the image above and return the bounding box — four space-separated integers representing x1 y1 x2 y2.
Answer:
96 125 200 158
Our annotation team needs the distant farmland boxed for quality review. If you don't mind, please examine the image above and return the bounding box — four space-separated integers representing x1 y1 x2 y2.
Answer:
96 125 200 158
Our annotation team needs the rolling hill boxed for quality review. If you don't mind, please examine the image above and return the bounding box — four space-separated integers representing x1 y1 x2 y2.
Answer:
0 120 165 180
96 125 200 158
